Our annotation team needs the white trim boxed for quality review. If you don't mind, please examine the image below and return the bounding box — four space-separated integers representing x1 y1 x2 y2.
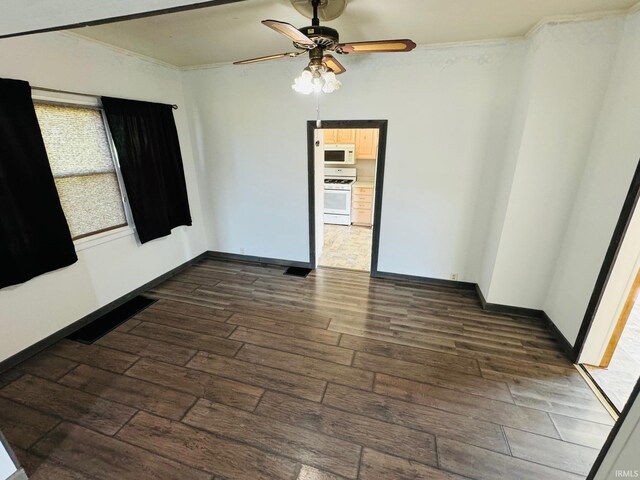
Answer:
32 90 100 108
74 225 135 251
179 37 525 71
60 31 180 70
525 9 627 38
575 365 619 420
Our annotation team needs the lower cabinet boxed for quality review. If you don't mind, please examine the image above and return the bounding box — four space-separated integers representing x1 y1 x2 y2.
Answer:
352 186 373 226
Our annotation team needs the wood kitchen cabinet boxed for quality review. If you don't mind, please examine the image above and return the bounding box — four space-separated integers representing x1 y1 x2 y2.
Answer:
323 128 356 144
355 129 379 160
352 185 374 227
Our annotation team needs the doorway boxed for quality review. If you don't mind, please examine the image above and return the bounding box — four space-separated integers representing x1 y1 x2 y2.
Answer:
306 120 387 274
583 271 640 412
576 159 640 414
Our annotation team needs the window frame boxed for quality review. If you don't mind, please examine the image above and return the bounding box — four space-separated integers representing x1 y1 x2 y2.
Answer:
31 91 135 243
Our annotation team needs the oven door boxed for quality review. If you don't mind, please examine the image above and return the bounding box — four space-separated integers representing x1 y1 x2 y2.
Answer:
324 189 351 215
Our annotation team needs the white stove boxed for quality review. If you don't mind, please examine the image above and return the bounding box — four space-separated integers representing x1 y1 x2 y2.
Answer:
324 167 356 225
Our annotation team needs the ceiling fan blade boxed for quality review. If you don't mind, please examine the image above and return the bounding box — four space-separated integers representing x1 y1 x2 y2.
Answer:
262 19 316 47
340 39 417 54
323 55 346 75
233 51 303 65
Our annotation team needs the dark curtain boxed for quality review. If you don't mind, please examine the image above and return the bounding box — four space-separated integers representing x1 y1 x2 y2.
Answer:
101 97 192 244
0 78 77 289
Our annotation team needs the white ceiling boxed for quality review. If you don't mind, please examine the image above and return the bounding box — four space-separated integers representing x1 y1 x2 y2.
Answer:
69 0 639 67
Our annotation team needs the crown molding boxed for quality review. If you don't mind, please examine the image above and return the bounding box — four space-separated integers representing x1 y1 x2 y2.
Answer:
60 31 180 70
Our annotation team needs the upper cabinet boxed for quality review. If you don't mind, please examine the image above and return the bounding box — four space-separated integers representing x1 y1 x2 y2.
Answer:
355 128 379 160
323 128 356 144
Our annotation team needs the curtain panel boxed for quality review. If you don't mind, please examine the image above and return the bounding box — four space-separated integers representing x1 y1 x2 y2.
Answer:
0 78 77 289
101 97 192 244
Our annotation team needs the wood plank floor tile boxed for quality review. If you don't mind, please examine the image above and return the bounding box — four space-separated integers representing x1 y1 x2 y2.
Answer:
437 437 584 480
15 448 95 480
508 382 614 424
117 411 298 479
504 426 600 476
354 352 513 402
129 321 241 356
0 259 610 480
0 397 59 449
236 344 373 390
339 334 481 375
328 323 457 354
297 465 347 480
230 327 354 366
114 318 142 333
15 351 78 381
59 364 196 420
359 449 465 480
550 413 612 449
220 299 332 329
187 351 326 402
96 331 196 366
184 398 361 478
322 384 509 454
228 313 341 345
125 357 263 411
0 375 135 435
134 308 236 337
47 340 138 373
148 299 231 321
0 369 23 389
33 422 210 480
374 373 559 437
255 391 437 466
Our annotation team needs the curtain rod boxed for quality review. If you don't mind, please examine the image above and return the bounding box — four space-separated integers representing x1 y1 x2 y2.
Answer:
31 85 179 110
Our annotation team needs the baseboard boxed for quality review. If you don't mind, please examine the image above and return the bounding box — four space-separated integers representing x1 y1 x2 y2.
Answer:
474 284 543 318
372 270 476 290
0 251 208 374
475 284 489 309
474 284 575 361
541 311 576 361
206 251 312 269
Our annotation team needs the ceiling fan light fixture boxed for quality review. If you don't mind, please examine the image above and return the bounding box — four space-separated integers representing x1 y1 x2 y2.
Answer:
292 68 315 94
292 65 341 95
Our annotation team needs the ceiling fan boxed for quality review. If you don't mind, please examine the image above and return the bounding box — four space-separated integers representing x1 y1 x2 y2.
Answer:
233 0 416 94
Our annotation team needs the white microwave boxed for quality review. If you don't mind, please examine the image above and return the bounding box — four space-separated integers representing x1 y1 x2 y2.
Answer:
324 144 355 164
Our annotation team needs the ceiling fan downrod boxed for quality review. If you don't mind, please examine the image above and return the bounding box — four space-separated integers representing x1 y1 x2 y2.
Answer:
311 0 320 26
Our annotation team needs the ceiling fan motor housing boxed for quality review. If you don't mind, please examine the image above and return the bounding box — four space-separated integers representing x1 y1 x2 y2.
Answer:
296 25 339 50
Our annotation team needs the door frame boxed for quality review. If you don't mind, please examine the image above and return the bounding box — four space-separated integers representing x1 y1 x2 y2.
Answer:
574 157 640 361
306 119 388 275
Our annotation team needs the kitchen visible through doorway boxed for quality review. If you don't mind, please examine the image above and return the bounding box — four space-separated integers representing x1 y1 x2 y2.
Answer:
319 126 379 272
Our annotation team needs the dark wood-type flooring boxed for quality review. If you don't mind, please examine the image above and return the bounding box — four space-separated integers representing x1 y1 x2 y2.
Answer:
0 259 615 479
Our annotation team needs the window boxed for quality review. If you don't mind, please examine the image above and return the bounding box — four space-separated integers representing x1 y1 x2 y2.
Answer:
34 103 128 240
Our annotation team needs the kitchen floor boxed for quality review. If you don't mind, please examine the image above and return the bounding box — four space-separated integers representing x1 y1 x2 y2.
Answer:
319 224 372 271
0 259 613 479
585 300 640 412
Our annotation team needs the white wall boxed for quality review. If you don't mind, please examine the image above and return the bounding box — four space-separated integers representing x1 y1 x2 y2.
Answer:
482 17 624 308
0 32 208 362
545 10 640 345
182 41 526 279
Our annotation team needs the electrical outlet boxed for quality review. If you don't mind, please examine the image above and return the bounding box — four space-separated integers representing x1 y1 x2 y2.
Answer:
450 273 458 281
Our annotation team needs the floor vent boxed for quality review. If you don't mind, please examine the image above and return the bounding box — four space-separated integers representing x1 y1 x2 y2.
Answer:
284 266 312 278
67 296 157 344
